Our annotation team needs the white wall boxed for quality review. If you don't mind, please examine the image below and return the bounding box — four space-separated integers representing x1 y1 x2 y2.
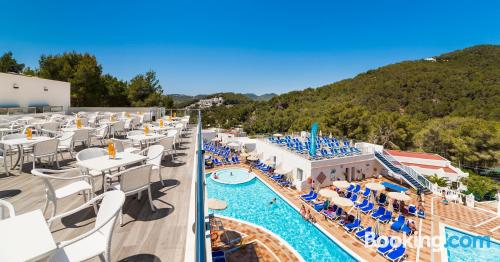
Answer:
0 73 70 110
255 139 312 190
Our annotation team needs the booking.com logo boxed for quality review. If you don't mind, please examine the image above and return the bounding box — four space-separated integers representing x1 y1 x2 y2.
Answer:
363 233 491 251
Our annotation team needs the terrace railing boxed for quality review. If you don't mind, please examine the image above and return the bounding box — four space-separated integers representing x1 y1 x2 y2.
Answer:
375 150 432 193
194 109 208 262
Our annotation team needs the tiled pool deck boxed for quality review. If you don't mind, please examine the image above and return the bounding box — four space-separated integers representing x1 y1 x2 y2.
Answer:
209 162 499 262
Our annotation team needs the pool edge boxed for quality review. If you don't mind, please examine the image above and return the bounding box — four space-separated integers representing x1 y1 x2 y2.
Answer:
216 214 305 262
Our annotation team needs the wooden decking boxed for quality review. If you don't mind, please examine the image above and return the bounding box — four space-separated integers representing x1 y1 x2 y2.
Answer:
0 128 197 262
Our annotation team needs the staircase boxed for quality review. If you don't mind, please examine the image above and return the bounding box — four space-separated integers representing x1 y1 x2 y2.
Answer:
374 151 431 194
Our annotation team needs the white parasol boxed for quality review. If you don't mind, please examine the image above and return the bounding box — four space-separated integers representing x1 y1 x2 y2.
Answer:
207 199 227 210
332 180 352 189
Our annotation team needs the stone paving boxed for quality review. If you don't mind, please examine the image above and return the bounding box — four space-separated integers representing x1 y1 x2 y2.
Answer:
210 216 300 262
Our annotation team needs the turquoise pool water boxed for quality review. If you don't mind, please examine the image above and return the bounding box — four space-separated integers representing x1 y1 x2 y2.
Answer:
445 226 500 262
206 169 357 262
210 168 255 184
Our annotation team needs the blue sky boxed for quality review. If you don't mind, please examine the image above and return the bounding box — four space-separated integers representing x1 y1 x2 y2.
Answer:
1 0 499 95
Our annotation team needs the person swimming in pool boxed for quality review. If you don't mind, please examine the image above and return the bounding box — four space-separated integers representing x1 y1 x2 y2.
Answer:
230 172 233 176
269 197 277 205
213 172 218 179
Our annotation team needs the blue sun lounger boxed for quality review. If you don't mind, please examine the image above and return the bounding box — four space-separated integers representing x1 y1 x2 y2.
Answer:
370 206 386 219
417 209 425 219
390 215 406 231
300 191 314 199
360 202 374 214
362 188 371 198
378 211 393 223
352 184 361 194
301 192 318 202
355 226 372 240
359 231 379 245
355 199 369 209
345 184 355 192
343 218 361 232
377 237 395 255
408 205 417 216
350 194 358 202
385 244 406 262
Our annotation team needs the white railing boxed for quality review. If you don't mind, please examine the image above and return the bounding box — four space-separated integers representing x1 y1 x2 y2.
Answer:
380 150 432 190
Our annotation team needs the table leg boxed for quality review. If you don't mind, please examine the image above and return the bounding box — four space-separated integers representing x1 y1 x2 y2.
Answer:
8 145 22 171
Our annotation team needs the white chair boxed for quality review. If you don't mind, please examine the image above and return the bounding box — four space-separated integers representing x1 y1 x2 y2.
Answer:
158 136 175 161
73 129 90 147
124 118 133 131
139 145 165 186
111 121 125 137
47 190 125 262
111 138 139 154
0 148 7 176
40 122 59 137
30 138 60 169
105 165 155 225
92 124 109 145
0 199 15 220
31 168 94 224
76 148 108 192
57 132 75 159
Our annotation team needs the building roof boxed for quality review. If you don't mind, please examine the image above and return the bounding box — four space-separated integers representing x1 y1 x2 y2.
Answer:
400 162 457 174
385 149 447 161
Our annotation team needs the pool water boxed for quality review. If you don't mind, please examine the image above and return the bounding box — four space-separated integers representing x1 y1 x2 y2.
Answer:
210 168 255 184
445 226 500 262
206 169 357 262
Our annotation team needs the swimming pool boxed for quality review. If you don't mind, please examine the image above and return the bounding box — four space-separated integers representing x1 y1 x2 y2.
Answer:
209 168 255 184
444 225 500 262
206 168 358 262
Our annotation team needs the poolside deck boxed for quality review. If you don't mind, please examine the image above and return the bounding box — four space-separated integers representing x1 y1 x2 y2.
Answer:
210 162 499 262
0 128 197 262
212 216 301 262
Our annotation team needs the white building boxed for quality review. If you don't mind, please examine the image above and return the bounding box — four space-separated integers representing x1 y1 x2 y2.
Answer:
254 139 383 191
384 150 468 182
0 72 71 111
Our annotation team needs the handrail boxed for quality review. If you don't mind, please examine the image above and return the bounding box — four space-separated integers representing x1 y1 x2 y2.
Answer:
195 109 207 262
379 150 432 190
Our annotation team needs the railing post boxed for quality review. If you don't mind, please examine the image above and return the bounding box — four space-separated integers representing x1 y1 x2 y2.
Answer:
195 109 206 262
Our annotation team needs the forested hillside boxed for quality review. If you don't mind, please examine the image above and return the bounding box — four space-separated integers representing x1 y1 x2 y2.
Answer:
202 45 500 168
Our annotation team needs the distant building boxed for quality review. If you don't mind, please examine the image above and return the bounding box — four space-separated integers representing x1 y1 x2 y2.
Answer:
187 96 224 109
423 57 437 62
385 150 468 182
0 72 70 112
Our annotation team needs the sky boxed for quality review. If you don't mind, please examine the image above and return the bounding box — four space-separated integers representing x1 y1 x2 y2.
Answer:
1 0 499 95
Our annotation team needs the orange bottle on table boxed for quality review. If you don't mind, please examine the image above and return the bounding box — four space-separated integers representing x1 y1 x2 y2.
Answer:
144 125 149 135
26 128 32 140
107 141 116 159
76 118 82 129
159 119 164 127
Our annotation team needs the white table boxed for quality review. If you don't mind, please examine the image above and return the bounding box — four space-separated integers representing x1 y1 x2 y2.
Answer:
127 133 166 148
0 210 57 262
148 126 173 133
0 136 51 174
61 127 95 132
76 152 147 191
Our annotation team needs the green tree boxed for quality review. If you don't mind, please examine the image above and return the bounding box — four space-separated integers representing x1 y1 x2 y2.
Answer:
0 52 25 73
38 52 106 106
101 74 129 107
461 174 499 201
127 70 172 107
426 174 448 187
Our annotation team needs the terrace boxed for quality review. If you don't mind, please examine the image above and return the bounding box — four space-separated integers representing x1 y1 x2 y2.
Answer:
0 109 203 262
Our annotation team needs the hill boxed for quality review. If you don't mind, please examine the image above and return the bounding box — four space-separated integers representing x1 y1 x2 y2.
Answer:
242 93 277 101
202 45 500 168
